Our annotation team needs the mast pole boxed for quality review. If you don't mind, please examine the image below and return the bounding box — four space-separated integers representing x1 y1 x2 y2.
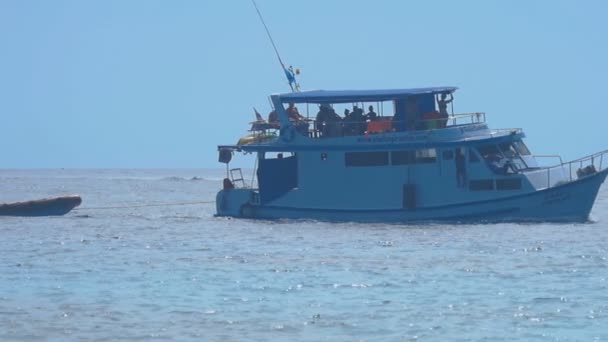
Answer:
250 0 299 92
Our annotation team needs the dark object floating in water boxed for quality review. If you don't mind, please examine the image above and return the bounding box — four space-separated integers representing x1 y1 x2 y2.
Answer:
0 195 82 217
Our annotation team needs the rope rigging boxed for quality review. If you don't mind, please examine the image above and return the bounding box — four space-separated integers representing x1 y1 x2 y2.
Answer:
250 0 300 92
73 200 215 211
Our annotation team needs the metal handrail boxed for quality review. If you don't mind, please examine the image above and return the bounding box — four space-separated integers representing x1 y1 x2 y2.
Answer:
535 149 608 189
306 112 487 138
532 154 564 165
447 112 486 125
489 128 523 135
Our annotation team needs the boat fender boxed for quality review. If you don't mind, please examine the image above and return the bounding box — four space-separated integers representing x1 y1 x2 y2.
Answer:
239 203 255 218
280 126 295 142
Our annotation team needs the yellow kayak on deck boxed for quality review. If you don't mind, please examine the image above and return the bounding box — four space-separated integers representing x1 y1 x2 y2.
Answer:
237 132 277 146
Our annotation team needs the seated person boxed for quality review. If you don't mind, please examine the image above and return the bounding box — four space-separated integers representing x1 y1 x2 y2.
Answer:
268 110 280 128
286 103 305 121
484 153 512 175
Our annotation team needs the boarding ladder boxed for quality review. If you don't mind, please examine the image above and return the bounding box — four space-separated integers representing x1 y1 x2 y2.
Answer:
229 168 246 188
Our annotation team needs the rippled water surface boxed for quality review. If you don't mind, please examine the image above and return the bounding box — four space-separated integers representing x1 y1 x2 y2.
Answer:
1 169 607 341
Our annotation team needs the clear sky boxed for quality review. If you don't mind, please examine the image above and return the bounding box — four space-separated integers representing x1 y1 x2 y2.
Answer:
1 0 607 168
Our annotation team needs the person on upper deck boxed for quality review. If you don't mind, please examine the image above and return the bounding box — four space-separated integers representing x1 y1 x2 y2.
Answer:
352 106 366 135
286 103 310 136
405 97 418 131
342 108 354 135
343 108 351 119
286 103 305 121
436 92 453 122
436 92 453 128
268 110 280 128
342 106 365 135
315 104 341 137
366 105 377 121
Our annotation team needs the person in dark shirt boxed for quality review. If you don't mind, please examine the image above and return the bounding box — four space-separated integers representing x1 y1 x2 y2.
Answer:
366 105 377 121
351 106 366 135
315 104 342 137
405 97 418 131
455 148 466 187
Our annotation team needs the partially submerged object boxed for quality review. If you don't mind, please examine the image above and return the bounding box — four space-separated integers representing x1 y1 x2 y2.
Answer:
215 87 607 223
0 195 82 217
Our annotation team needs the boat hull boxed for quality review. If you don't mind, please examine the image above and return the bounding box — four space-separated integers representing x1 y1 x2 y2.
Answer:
0 195 82 217
216 169 608 223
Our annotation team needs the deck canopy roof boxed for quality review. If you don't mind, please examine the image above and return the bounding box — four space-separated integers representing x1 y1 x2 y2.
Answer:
277 86 457 104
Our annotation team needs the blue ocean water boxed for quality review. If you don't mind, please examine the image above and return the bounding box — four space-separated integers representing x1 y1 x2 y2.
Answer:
1 169 607 341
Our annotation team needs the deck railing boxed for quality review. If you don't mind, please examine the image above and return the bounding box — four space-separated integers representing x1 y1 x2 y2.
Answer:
535 150 608 189
306 112 487 138
532 155 564 166
448 112 486 126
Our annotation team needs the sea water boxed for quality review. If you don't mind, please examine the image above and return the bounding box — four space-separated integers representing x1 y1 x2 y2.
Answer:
1 169 607 341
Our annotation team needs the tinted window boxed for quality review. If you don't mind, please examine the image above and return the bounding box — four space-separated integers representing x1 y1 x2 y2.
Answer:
496 178 522 190
345 152 389 167
469 179 494 191
391 151 415 165
416 149 437 163
498 142 518 158
477 145 501 158
513 141 531 155
392 149 437 165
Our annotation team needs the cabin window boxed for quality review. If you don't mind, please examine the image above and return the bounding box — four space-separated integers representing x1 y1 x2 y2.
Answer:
345 151 389 167
477 145 501 159
498 142 519 158
391 149 437 165
262 152 294 159
416 149 437 163
442 150 454 160
513 141 531 155
391 151 415 165
496 178 522 190
469 179 494 191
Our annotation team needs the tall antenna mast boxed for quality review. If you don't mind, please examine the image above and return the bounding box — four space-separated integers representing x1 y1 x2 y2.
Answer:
250 0 300 92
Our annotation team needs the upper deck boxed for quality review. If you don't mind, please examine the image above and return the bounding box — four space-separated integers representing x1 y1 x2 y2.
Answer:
220 87 524 152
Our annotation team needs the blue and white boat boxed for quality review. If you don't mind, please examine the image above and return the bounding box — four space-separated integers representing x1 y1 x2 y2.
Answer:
216 87 607 223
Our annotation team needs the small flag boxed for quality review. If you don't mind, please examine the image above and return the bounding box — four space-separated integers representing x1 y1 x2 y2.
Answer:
284 66 296 85
253 107 264 121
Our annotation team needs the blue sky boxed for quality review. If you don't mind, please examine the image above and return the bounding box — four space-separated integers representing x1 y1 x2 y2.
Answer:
1 0 607 168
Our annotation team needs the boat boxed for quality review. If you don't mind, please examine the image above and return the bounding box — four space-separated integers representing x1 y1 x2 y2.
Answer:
215 87 608 223
0 195 82 217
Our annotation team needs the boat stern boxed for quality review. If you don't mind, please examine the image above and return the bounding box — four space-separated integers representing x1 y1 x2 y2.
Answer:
216 188 258 218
